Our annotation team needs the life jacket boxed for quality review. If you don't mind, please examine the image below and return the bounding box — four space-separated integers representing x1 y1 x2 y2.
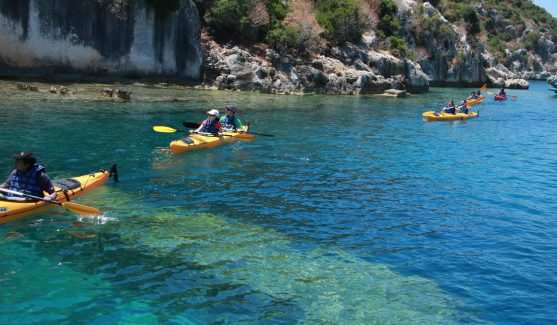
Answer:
221 116 238 131
7 164 46 197
443 106 456 114
201 118 220 133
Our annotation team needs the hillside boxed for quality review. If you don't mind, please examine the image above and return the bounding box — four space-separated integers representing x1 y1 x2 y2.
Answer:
193 0 556 92
0 0 555 94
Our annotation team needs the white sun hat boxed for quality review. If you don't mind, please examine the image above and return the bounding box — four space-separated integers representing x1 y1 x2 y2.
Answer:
206 109 220 117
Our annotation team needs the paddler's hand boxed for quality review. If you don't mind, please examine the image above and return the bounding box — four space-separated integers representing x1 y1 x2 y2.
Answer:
43 194 54 201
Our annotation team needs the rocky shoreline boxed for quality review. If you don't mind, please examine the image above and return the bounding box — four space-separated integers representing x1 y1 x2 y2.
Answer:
2 0 553 96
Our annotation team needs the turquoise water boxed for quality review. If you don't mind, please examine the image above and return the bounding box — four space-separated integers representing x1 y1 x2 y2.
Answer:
1 80 556 323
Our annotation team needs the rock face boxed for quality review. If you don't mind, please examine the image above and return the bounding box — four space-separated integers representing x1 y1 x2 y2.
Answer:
0 0 548 93
0 0 203 79
409 2 489 86
548 75 557 88
203 39 430 95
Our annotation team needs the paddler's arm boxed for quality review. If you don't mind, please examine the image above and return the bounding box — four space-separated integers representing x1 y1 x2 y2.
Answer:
37 172 57 201
0 171 15 188
190 121 205 133
235 119 244 132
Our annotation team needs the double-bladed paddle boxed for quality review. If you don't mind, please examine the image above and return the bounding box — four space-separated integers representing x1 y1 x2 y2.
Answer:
182 122 274 137
0 188 102 216
153 125 220 137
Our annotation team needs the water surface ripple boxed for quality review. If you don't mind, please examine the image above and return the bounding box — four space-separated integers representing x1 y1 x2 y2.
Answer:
1 81 556 323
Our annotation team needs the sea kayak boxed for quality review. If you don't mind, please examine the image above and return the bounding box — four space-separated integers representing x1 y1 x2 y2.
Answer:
494 95 507 101
465 95 484 105
170 128 254 154
422 111 479 121
0 170 110 224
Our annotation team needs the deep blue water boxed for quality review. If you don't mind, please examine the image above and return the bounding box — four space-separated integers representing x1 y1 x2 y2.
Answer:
0 80 556 323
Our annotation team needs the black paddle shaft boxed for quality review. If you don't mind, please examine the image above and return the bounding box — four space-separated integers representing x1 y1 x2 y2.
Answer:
182 121 274 137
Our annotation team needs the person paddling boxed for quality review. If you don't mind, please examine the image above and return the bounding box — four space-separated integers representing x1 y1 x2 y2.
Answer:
442 99 457 114
191 109 222 135
457 100 471 114
466 91 477 100
220 104 244 132
498 86 506 97
0 152 57 202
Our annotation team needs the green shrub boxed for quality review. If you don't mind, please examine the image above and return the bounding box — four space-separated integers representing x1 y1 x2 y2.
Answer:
315 0 365 44
455 51 467 65
205 0 254 40
377 0 399 37
498 31 514 42
488 36 505 54
459 5 480 35
522 31 540 51
387 35 407 57
266 26 302 52
438 24 456 39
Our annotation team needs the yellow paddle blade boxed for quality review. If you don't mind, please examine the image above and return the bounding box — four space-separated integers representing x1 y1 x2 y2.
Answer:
480 84 487 91
487 92 494 95
61 202 102 216
153 126 177 133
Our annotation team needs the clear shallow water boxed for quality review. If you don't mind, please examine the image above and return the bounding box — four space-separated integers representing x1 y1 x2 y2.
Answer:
0 80 556 323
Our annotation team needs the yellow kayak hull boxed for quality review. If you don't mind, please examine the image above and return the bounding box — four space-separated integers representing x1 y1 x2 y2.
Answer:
170 130 254 155
464 95 484 106
422 111 479 121
0 170 109 224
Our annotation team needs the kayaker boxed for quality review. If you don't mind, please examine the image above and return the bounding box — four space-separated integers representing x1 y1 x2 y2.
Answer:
220 104 244 132
476 90 481 96
457 101 471 114
498 87 506 97
442 99 457 114
466 91 477 100
0 152 56 202
191 109 222 135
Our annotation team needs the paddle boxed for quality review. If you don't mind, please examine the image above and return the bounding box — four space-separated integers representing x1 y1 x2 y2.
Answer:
480 84 487 92
153 125 186 133
0 188 101 216
153 125 221 137
182 122 274 137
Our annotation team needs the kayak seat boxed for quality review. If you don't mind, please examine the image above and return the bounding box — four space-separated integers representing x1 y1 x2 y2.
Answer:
52 178 82 190
182 137 195 144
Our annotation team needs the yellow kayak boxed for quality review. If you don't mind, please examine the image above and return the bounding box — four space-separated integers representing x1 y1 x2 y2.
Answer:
422 111 479 121
0 170 110 224
170 127 254 154
465 95 484 106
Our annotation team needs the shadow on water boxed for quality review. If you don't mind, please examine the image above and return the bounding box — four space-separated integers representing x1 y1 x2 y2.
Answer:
0 188 477 323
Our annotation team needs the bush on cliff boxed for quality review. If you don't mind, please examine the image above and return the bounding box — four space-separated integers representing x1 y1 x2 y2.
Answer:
266 26 303 53
387 35 407 58
377 0 399 37
314 0 366 44
204 0 287 42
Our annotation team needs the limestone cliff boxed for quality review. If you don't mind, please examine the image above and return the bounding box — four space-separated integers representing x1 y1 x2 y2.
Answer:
0 0 555 94
0 0 203 78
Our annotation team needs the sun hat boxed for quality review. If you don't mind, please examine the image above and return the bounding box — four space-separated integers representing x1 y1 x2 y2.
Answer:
206 109 220 117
